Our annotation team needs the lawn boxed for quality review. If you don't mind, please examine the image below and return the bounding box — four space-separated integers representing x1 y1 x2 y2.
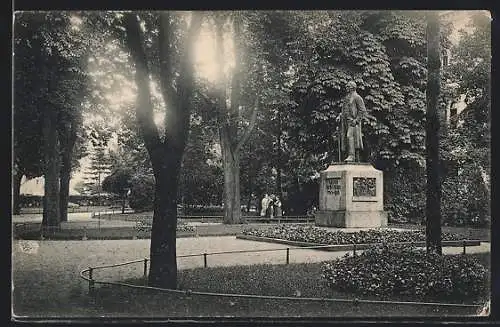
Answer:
89 254 489 318
12 236 490 319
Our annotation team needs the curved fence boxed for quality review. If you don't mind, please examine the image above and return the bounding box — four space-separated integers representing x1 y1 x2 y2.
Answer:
79 242 487 311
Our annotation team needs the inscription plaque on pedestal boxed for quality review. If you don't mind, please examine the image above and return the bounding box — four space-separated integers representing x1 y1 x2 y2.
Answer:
326 177 341 195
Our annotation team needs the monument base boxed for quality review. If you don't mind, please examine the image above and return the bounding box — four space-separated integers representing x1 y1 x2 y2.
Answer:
315 210 388 228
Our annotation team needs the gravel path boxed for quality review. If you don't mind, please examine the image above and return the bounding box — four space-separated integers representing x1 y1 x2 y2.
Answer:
12 236 490 317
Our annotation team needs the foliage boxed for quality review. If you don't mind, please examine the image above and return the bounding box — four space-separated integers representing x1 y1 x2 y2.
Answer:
322 245 489 302
289 11 427 170
384 166 425 223
14 12 97 225
82 144 112 194
128 173 155 212
14 12 90 178
242 224 466 244
245 11 441 220
102 167 133 197
439 11 491 227
178 110 224 206
441 161 490 227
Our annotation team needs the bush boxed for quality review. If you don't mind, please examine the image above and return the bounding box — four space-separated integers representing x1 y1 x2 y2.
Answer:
322 245 489 302
441 163 490 227
242 224 466 245
129 174 155 212
384 167 425 224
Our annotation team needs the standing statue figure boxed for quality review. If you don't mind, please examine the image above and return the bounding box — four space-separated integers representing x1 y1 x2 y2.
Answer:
336 81 367 162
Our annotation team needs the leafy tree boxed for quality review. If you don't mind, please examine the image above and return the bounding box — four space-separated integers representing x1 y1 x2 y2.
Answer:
14 12 91 226
440 11 491 227
121 11 202 288
447 12 490 173
13 13 47 215
128 173 155 212
179 113 223 207
102 168 132 213
210 13 261 224
82 144 112 199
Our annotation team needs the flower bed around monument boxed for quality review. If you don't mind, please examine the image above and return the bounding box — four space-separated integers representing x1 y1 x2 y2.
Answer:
241 224 467 245
322 244 489 302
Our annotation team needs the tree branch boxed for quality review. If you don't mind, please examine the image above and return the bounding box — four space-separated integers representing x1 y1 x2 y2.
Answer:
214 14 228 123
229 13 241 150
165 11 203 151
159 12 178 112
123 13 160 154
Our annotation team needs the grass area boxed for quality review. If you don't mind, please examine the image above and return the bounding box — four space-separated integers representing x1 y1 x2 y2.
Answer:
12 234 489 318
89 253 489 317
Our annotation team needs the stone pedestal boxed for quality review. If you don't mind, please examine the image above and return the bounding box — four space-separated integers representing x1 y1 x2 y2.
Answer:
315 163 387 228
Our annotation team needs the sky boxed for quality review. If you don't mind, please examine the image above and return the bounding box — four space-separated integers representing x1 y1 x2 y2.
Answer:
19 11 485 196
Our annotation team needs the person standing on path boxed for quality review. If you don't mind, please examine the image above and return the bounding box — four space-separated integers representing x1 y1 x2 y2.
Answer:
274 196 282 217
261 194 270 217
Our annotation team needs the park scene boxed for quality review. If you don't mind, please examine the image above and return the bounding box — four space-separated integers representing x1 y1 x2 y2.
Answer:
12 10 491 319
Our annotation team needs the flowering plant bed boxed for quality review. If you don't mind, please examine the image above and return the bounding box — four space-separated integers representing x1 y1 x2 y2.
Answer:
241 224 469 245
135 220 195 233
322 244 489 303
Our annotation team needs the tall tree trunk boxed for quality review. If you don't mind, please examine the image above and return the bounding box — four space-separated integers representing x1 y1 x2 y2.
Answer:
148 149 182 288
246 169 254 212
13 170 23 215
59 123 78 222
215 14 258 224
425 12 442 255
59 157 70 222
42 112 61 228
221 131 242 224
276 110 283 198
124 12 201 289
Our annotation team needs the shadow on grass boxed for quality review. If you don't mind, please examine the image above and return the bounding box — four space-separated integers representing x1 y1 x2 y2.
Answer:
91 286 481 318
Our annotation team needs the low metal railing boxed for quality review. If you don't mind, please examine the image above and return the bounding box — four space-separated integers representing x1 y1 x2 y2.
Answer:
79 241 487 311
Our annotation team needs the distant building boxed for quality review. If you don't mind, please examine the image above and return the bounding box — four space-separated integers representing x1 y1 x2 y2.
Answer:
19 176 82 196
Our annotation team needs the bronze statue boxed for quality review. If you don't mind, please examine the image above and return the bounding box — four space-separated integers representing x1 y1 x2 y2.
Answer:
336 81 367 162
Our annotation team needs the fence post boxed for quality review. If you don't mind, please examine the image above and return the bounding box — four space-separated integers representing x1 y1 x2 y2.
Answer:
286 248 290 264
463 239 466 254
88 267 94 294
143 258 148 283
204 253 208 268
353 297 360 312
353 243 357 256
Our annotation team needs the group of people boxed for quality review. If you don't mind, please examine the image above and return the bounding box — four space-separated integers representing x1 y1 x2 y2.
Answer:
260 194 282 218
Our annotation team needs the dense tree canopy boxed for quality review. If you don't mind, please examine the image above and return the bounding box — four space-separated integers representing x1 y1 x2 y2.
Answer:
14 12 92 220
